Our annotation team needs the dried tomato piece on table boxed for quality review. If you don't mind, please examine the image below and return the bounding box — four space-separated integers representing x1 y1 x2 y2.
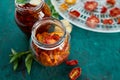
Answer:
86 15 99 28
103 19 113 25
69 10 80 18
110 7 120 17
101 6 107 14
66 60 78 66
69 67 82 80
84 1 98 12
106 0 116 6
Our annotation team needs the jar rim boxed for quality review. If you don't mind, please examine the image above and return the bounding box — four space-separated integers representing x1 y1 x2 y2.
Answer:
31 17 67 50
15 0 44 11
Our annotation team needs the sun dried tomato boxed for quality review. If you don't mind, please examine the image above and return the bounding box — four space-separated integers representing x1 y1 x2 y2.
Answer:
59 3 69 11
110 7 120 17
65 0 77 5
101 6 107 14
117 18 120 24
103 19 108 25
106 0 116 6
103 19 113 25
66 60 78 66
84 1 98 12
69 67 81 80
86 15 99 28
69 10 80 18
108 19 113 24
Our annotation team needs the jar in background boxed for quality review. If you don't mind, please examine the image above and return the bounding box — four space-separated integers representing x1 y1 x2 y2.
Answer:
30 17 70 66
15 0 51 37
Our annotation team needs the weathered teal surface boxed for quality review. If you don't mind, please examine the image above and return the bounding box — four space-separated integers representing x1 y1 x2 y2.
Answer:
0 0 120 80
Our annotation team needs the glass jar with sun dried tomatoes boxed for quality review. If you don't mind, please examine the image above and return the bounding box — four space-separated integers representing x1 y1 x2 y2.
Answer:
15 0 51 37
30 17 70 66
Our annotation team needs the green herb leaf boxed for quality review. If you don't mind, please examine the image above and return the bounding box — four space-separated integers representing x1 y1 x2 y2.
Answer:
17 50 31 57
25 54 33 74
10 55 18 63
10 49 31 62
13 60 19 71
11 49 17 55
10 49 18 63
10 49 32 62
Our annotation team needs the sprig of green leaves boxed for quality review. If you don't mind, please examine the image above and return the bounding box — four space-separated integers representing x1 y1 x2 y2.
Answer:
47 0 59 19
9 49 34 74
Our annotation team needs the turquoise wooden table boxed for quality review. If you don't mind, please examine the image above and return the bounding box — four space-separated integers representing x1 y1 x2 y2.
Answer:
1 0 120 80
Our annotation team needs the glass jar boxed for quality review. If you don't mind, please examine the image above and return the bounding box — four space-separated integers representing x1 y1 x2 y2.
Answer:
15 0 51 37
30 17 70 66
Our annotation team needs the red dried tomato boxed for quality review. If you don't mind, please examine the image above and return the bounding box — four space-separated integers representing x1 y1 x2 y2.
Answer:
84 1 98 12
110 7 120 17
86 15 99 28
106 0 116 6
66 60 78 66
69 67 81 80
117 18 120 24
103 19 113 25
101 6 107 14
69 10 80 18
108 19 113 24
103 20 108 25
